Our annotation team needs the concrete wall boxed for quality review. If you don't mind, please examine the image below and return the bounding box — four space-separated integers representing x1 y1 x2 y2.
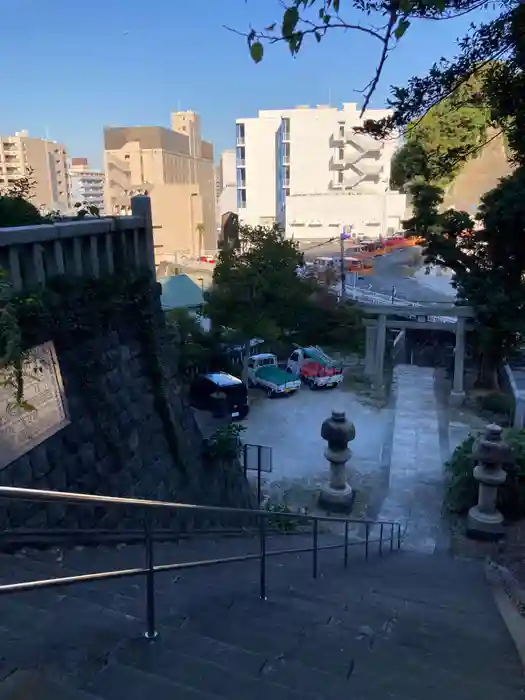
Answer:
0 202 252 532
285 191 406 239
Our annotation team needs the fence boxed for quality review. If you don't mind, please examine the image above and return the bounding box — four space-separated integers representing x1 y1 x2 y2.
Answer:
0 196 155 289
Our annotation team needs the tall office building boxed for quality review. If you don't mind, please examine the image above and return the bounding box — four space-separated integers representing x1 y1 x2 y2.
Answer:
69 158 105 213
216 149 237 221
0 131 70 213
104 111 216 261
235 103 406 240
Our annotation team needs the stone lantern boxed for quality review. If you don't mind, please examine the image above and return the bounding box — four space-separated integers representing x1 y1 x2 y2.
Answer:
467 424 510 540
319 410 356 512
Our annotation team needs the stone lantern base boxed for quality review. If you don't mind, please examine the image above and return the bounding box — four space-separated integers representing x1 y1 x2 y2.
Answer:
467 506 505 540
318 484 355 513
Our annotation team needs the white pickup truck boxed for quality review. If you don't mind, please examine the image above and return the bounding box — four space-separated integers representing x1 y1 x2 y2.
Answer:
286 346 344 389
247 353 301 398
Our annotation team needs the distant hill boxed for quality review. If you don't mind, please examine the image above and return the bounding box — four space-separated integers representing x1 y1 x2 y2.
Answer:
442 130 513 213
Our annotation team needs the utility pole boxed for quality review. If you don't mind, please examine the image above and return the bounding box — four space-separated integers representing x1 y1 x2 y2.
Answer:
340 226 352 302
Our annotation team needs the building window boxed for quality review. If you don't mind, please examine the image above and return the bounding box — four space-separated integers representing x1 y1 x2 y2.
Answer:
237 188 247 209
337 171 344 184
283 165 290 188
124 154 130 160
236 122 245 146
282 117 290 141
339 123 345 138
283 142 290 165
338 147 344 160
236 146 245 166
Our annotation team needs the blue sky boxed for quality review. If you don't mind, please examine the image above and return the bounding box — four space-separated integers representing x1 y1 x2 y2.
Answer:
0 0 496 168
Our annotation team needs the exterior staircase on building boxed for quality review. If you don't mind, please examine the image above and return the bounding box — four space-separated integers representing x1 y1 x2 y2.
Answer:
0 489 524 699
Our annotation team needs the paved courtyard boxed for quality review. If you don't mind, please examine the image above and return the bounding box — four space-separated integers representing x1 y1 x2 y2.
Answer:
241 381 393 517
194 364 483 550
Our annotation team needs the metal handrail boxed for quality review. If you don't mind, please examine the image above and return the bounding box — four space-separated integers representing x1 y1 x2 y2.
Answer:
0 486 400 527
0 486 403 640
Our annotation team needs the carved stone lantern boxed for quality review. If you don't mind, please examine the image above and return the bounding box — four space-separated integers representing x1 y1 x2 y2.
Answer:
319 410 356 512
467 424 510 540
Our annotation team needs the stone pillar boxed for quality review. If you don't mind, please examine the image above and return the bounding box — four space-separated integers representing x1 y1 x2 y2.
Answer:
365 324 377 378
467 424 510 540
450 316 466 406
318 410 356 512
131 195 156 273
374 314 387 388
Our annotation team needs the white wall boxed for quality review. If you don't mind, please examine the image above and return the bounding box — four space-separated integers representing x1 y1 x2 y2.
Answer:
285 191 406 239
236 102 404 230
240 114 281 226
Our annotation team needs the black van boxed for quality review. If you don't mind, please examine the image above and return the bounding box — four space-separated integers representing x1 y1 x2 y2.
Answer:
189 372 249 420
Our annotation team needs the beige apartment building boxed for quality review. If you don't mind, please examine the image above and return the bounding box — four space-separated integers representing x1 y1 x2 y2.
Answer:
104 111 216 262
0 131 70 212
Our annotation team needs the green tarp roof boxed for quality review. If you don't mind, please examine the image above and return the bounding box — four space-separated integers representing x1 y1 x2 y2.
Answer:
159 274 204 310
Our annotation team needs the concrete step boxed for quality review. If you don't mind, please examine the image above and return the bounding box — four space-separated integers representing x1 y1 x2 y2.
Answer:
2 670 103 700
83 662 218 700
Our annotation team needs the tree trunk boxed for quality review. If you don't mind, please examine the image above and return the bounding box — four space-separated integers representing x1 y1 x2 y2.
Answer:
477 351 500 390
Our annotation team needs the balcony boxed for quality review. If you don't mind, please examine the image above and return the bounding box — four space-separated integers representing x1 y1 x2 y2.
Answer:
283 155 290 165
332 128 345 145
236 159 246 167
355 161 383 178
344 127 383 154
236 136 245 146
329 155 346 171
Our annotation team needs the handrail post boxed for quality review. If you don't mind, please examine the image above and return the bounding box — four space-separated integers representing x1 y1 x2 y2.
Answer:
313 519 319 579
398 524 401 549
259 514 267 600
257 446 262 506
344 521 349 569
144 518 158 640
390 523 394 553
365 522 370 560
379 523 384 556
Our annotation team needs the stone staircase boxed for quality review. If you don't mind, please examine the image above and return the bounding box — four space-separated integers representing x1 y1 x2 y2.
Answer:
0 532 523 699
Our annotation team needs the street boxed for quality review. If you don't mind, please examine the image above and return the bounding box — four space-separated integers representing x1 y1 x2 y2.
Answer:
302 242 454 304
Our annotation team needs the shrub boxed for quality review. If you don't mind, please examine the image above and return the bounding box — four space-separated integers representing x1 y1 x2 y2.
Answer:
203 423 245 461
444 428 525 520
262 499 300 532
0 196 42 227
476 391 514 421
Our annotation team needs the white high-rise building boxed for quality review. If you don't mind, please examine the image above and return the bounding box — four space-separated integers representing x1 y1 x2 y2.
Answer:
235 103 406 239
216 149 237 221
69 158 105 214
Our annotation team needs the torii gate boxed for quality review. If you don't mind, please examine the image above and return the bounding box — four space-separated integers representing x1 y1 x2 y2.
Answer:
362 303 476 405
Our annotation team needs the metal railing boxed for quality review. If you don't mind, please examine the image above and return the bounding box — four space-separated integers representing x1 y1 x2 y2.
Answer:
0 486 403 640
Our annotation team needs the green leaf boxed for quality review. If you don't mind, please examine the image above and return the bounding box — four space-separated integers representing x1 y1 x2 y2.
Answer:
264 23 276 32
282 6 299 37
394 18 410 40
250 41 264 64
332 0 340 11
314 30 322 43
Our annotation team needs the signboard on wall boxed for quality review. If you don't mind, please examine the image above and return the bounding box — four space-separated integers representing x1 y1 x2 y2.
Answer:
0 341 70 470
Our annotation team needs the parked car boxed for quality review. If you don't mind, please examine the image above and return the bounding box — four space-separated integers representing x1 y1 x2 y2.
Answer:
286 346 344 389
189 372 249 419
247 353 301 398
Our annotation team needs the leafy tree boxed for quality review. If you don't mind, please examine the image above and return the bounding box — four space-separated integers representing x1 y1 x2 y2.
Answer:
205 223 309 376
233 1 514 117
390 72 492 190
0 166 42 228
0 197 42 228
205 223 363 378
405 171 525 388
